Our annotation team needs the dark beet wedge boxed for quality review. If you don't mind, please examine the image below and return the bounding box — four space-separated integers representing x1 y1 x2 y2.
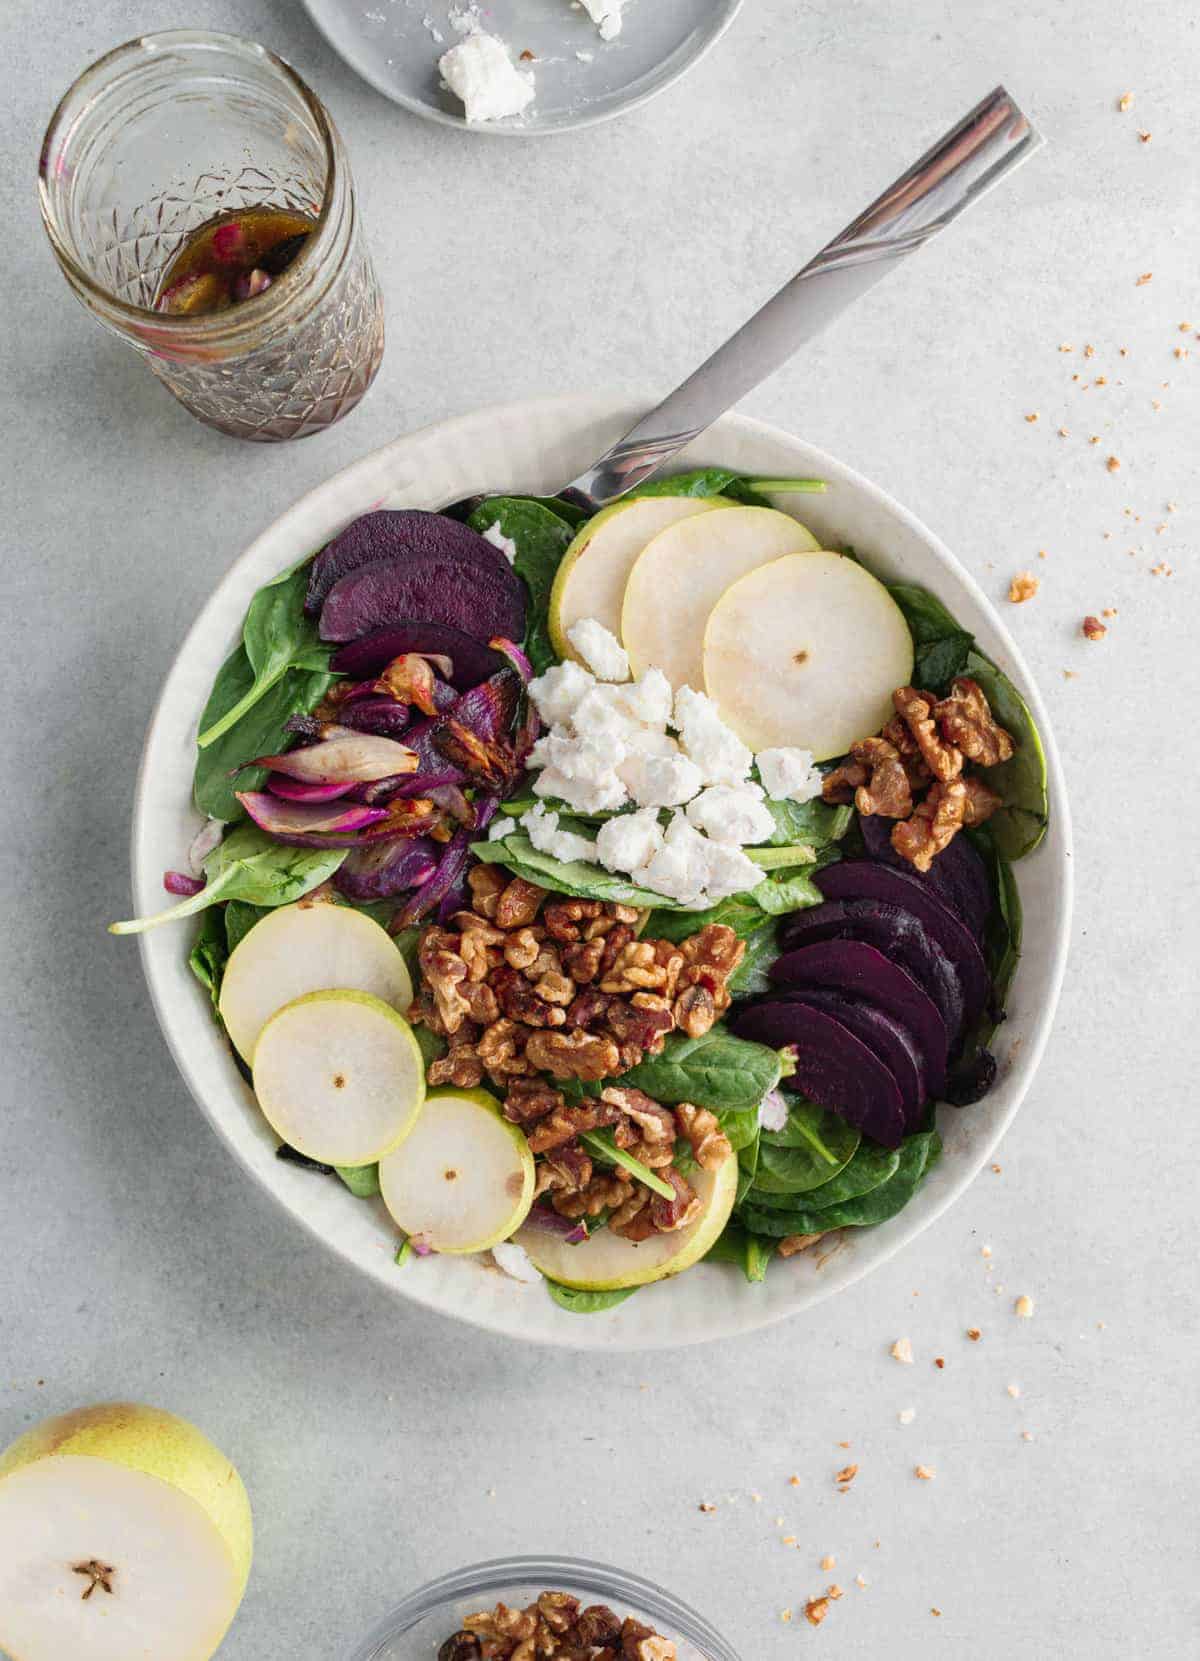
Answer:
319 552 527 647
732 1001 907 1149
331 623 505 691
815 861 991 1025
307 510 516 614
769 940 948 1097
779 900 965 1049
771 988 926 1127
858 812 992 939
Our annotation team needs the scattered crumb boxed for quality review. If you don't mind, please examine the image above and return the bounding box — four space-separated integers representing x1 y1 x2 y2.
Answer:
1062 669 1077 680
805 1598 830 1628
1057 427 1069 437
991 1163 1002 1173
1007 1383 1021 1398
519 48 536 60
915 1464 936 1481
1021 1430 1035 1442
774 1516 785 1527
835 1464 859 1488
931 1607 943 1618
898 1407 916 1425
981 1244 992 1257
1150 560 1173 575
821 1555 836 1571
1058 342 1073 352
837 1441 851 1450
1117 91 1133 111
1084 343 1096 359
782 1535 796 1546
750 1491 762 1503
1102 607 1118 617
1089 435 1101 444
789 1475 801 1487
934 1357 946 1370
856 1575 868 1589
1015 1295 1035 1318
1082 615 1108 640
1024 412 1039 423
1106 455 1121 473
1175 346 1190 360
827 1585 844 1601
698 1501 716 1514
1136 271 1153 285
891 1337 914 1364
1138 130 1152 143
1008 572 1039 603
967 1328 982 1342
780 1608 793 1624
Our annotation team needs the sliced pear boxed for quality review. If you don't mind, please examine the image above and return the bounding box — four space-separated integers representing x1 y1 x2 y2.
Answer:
515 1152 738 1291
703 551 915 761
252 990 424 1166
621 506 820 690
378 1087 535 1254
218 900 412 1063
0 1402 252 1661
548 495 727 661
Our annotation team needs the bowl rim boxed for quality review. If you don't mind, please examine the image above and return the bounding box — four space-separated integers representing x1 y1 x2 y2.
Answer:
346 1553 742 1660
131 392 1073 1350
300 0 746 138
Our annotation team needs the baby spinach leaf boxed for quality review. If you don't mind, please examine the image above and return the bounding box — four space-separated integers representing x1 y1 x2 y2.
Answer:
752 1103 861 1194
704 1222 775 1282
468 497 574 676
646 891 767 942
735 1132 760 1205
627 467 742 500
224 899 266 954
753 1138 896 1208
580 1129 676 1201
745 1233 775 1282
745 844 818 870
717 1105 762 1154
741 1129 940 1234
197 560 332 749
546 1281 638 1314
110 825 346 935
621 1026 782 1112
187 909 228 1013
761 798 853 847
915 630 975 688
193 652 335 823
335 1163 380 1198
963 650 1048 859
727 920 780 996
748 867 824 915
473 833 684 908
886 583 966 653
412 1023 447 1071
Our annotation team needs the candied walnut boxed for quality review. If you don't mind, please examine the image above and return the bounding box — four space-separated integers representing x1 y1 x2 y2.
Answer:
675 1102 733 1170
674 983 718 1038
650 1167 701 1233
503 927 541 970
407 986 449 1038
850 735 912 819
525 1097 620 1154
566 987 615 1029
933 676 1015 767
524 1028 620 1081
543 899 602 942
492 966 567 1030
891 778 967 872
961 774 1004 825
599 939 666 993
536 1592 581 1635
679 923 744 982
561 937 605 984
438 1635 482 1661
467 864 506 919
418 927 470 1033
892 685 963 782
533 1141 593 1198
466 1604 537 1644
503 1076 564 1126
596 921 636 979
575 1605 623 1648
822 757 869 804
534 971 575 1006
455 980 496 1027
880 714 934 790
602 1086 676 1150
525 941 563 981
1082 613 1107 640
494 877 547 930
608 1183 653 1239
606 992 674 1055
778 1231 825 1257
477 1018 530 1079
621 1618 676 1661
552 1170 633 1218
454 915 505 982
428 1023 485 1088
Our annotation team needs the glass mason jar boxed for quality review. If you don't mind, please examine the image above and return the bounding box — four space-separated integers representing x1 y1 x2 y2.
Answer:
347 1556 743 1661
38 30 385 441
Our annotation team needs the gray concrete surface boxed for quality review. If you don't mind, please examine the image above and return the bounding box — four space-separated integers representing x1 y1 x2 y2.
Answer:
1 2 1197 1655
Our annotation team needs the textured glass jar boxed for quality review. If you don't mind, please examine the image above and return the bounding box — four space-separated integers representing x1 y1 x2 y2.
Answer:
38 30 384 441
347 1556 742 1661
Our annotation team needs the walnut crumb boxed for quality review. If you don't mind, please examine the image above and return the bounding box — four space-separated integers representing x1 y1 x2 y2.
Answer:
1106 455 1121 473
835 1464 858 1487
1138 130 1152 142
1021 1430 1035 1442
856 1575 868 1589
820 1555 836 1571
1008 572 1039 603
967 1328 982 1342
931 1607 943 1617
915 1465 936 1481
780 1608 793 1624
1058 342 1073 352
1117 90 1134 109
1089 435 1100 444
1084 343 1096 358
981 1244 992 1257
898 1407 916 1425
890 1337 914 1364
1007 1383 1021 1398
1136 271 1153 285
781 1535 796 1546
1082 615 1108 640
1024 412 1039 423
934 1357 945 1369
1057 427 1069 437
698 1501 716 1513
788 1474 801 1487
804 1598 830 1628
828 1585 844 1601
1015 1294 1035 1318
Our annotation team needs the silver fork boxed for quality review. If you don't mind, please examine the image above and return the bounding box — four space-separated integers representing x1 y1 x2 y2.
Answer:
445 85 1041 521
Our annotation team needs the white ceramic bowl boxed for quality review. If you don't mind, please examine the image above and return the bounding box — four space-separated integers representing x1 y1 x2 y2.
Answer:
132 394 1072 1350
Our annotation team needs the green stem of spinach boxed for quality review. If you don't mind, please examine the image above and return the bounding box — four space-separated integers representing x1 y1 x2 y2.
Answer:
196 667 287 749
745 477 827 493
580 1130 676 1201
781 1115 839 1165
745 843 817 869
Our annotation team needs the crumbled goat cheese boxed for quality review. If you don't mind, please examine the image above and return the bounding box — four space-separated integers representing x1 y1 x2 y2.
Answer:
758 1088 789 1132
756 746 823 804
579 0 626 39
699 837 764 901
520 803 599 864
686 783 774 845
491 1241 542 1282
618 748 704 809
482 520 518 564
596 807 664 875
439 34 534 123
567 616 630 681
617 665 673 728
570 684 644 746
528 731 616 780
527 659 594 727
674 685 754 786
533 764 628 816
632 813 711 905
487 816 512 839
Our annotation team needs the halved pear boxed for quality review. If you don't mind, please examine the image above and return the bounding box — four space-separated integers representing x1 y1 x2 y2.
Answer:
548 495 727 661
378 1087 535 1254
218 900 412 1064
515 1152 738 1291
703 551 914 760
0 1402 252 1661
621 506 821 690
252 990 424 1166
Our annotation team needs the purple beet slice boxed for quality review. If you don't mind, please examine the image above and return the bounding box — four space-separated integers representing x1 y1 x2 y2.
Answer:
319 553 527 646
732 1001 907 1149
769 940 948 1097
858 812 992 939
307 510 514 614
331 623 504 690
779 899 964 1046
816 861 991 1023
772 988 926 1126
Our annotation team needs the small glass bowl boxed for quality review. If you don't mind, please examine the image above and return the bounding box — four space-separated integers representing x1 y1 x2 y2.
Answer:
348 1556 742 1661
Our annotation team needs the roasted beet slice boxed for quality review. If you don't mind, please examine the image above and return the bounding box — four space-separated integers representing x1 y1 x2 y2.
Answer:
307 510 513 614
732 1001 907 1148
772 988 926 1125
779 900 964 1046
331 623 505 690
816 861 991 1023
769 940 948 1097
858 812 992 938
319 553 526 647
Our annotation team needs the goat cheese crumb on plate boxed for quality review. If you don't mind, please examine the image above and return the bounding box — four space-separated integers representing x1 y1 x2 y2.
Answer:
439 33 534 123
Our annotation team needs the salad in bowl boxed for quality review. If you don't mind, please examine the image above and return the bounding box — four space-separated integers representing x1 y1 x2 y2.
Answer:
114 420 1052 1329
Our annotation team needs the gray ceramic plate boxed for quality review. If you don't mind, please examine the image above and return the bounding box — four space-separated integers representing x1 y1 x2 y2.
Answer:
302 0 744 134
